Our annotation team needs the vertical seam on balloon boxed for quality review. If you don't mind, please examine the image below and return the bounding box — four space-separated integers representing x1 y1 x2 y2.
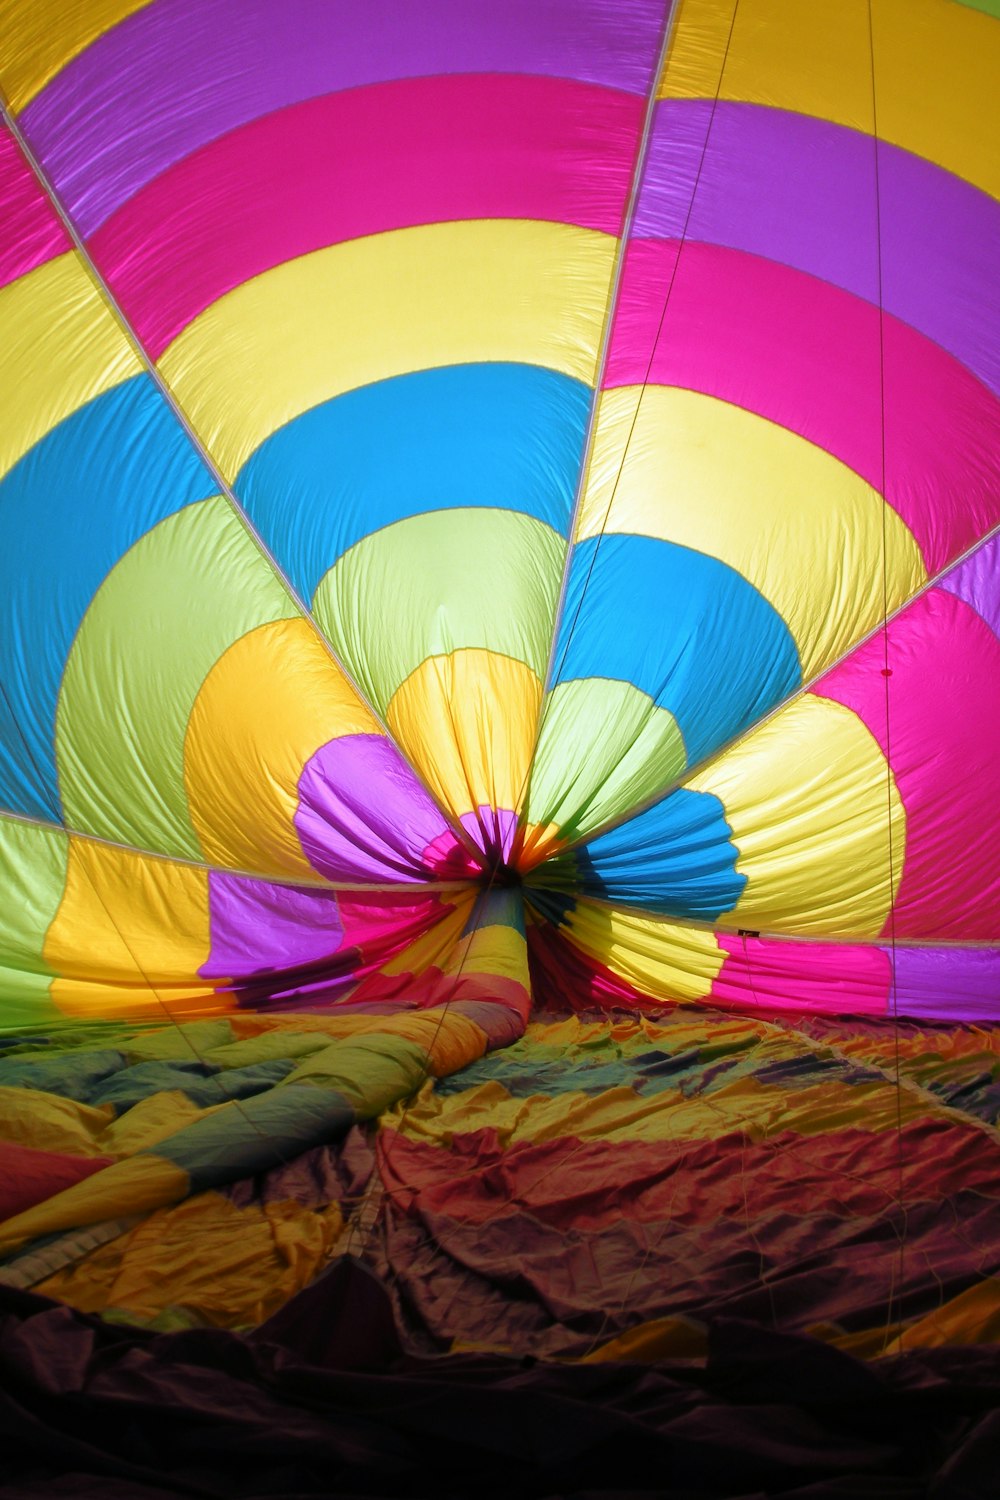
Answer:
867 0 907 1360
509 0 680 848
0 95 485 873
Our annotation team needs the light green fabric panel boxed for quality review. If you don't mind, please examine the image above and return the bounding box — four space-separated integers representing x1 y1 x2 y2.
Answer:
0 816 68 1026
525 680 685 842
313 508 565 713
56 499 298 858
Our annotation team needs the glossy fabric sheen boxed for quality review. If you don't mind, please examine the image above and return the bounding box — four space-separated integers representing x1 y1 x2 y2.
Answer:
0 0 999 1379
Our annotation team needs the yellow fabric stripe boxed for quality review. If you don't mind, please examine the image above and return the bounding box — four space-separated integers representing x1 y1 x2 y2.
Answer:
185 617 379 878
386 649 542 830
0 0 153 111
0 253 140 482
34 1191 344 1327
558 903 723 1002
43 838 220 1018
688 695 905 936
0 1085 113 1157
578 388 926 680
159 220 616 482
0 1152 188 1257
390 1073 926 1149
662 0 998 196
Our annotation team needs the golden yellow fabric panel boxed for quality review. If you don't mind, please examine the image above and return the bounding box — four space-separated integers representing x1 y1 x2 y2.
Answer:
43 839 222 1019
661 0 998 195
0 0 153 111
0 1084 112 1157
0 253 140 482
390 1073 925 1150
554 903 724 1003
688 695 904 937
386 649 542 831
158 221 616 482
34 1192 344 1328
578 388 926 681
0 1151 188 1257
185 617 379 879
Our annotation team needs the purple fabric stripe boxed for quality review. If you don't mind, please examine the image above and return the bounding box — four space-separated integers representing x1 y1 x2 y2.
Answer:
887 946 1000 1023
295 734 457 884
940 534 1000 644
21 0 668 237
202 872 344 980
633 100 1000 395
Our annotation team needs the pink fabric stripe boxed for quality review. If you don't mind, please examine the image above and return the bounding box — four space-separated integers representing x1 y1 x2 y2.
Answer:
604 240 1000 574
0 126 70 291
815 588 1000 941
88 74 643 360
712 935 890 1016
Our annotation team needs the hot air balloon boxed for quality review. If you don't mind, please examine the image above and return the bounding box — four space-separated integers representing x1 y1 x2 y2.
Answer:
1 0 999 1492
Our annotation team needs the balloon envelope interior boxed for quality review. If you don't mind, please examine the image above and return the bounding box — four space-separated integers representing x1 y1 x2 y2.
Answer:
0 0 999 1462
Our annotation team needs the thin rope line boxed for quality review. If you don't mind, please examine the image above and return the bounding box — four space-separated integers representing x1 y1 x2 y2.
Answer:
866 0 907 1357
515 2 741 865
552 504 1000 859
529 887 1000 951
510 0 679 857
0 95 483 871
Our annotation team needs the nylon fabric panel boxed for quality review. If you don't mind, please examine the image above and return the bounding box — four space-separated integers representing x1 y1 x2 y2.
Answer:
15 0 666 235
660 0 999 196
235 365 590 601
0 817 67 1027
55 500 298 860
157 222 617 483
184 620 455 886
605 241 1000 570
0 378 217 821
547 533 801 769
0 124 69 290
313 511 565 715
541 784 746 922
0 0 153 111
0 254 140 483
522 680 685 852
687 695 904 937
816 586 1000 940
43 839 220 1019
632 101 1000 397
577 386 926 680
547 900 724 1004
88 76 642 358
386 650 543 846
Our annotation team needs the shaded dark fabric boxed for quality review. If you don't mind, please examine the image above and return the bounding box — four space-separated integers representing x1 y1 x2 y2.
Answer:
3 1266 1000 1498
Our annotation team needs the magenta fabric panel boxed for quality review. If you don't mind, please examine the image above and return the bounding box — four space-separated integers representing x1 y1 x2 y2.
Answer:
604 239 1000 573
19 0 669 237
632 99 1000 395
0 125 70 290
712 934 891 1016
815 589 1000 941
88 75 644 358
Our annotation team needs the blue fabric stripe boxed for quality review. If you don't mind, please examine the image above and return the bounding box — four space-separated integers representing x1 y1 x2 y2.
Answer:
552 535 801 765
568 786 747 920
235 363 590 599
0 377 217 818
